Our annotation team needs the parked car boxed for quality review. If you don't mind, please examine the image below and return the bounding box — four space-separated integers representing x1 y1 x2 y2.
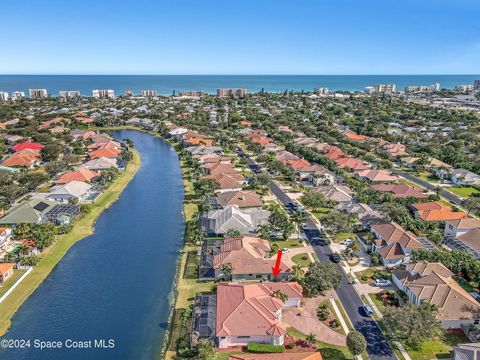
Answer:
282 248 290 253
362 304 374 317
330 253 341 263
375 279 392 287
340 239 353 246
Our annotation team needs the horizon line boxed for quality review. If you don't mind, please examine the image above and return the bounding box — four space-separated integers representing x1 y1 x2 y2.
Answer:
1 73 479 76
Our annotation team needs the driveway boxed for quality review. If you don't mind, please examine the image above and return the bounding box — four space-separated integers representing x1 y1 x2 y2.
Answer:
283 294 347 347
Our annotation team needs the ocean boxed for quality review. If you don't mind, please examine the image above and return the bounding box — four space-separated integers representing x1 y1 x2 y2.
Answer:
0 75 478 96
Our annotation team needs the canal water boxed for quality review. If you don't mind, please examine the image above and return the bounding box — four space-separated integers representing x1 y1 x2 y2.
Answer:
0 130 185 360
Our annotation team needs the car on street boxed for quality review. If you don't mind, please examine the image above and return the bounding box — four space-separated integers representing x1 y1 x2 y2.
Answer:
330 253 341 263
362 304 374 317
282 248 290 253
375 279 392 287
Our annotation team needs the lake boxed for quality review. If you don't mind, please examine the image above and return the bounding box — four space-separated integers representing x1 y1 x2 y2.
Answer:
0 130 185 360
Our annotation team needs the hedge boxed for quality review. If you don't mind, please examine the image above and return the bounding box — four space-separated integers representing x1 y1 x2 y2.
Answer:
246 343 285 353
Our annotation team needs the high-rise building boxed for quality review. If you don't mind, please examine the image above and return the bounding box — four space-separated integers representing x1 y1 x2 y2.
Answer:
141 90 157 97
59 90 80 98
217 88 247 97
313 87 329 95
29 88 48 99
11 91 25 100
92 89 115 98
125 89 134 97
0 92 9 101
474 80 480 92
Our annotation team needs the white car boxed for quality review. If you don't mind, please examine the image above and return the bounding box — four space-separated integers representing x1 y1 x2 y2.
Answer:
375 279 392 287
340 239 353 246
282 248 290 253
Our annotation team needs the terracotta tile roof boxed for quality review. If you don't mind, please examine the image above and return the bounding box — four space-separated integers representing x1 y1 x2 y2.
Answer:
284 159 311 171
355 169 399 182
56 168 100 184
0 263 14 275
184 137 214 146
251 136 273 146
417 210 467 222
213 236 291 275
89 147 120 159
1 152 40 167
207 173 245 190
203 162 238 176
344 130 369 141
371 183 428 199
216 282 303 338
336 157 371 171
216 190 263 208
11 142 44 152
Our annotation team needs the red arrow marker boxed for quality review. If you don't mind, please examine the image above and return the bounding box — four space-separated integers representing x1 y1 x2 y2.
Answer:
272 250 283 278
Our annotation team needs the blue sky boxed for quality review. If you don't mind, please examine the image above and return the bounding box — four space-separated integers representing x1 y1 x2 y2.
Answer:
0 0 479 74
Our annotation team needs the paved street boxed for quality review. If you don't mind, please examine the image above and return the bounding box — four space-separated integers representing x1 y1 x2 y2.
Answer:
241 149 397 360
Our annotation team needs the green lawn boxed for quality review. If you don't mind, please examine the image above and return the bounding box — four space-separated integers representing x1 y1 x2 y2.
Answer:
415 171 440 184
356 267 378 284
292 253 312 267
334 233 355 243
272 238 303 249
0 270 27 298
0 150 142 336
447 186 480 198
403 332 467 360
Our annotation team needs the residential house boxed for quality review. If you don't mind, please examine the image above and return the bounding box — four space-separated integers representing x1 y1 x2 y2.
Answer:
0 199 58 225
215 190 263 209
47 181 93 203
451 169 480 187
185 146 223 156
314 185 353 205
335 157 371 172
11 141 44 152
445 218 480 239
206 236 292 281
307 165 336 186
392 261 480 329
355 169 399 183
56 168 100 184
207 173 245 192
410 202 467 222
381 143 408 157
199 205 270 236
196 282 303 348
0 263 14 284
1 151 41 169
453 343 480 360
0 227 13 249
275 150 300 162
80 157 117 172
336 202 384 225
371 223 425 266
371 183 429 199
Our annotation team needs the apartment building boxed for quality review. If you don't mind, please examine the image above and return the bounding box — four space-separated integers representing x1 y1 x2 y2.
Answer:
0 92 9 101
11 91 25 100
29 88 48 99
217 88 248 97
141 90 157 97
92 89 115 98
59 90 80 98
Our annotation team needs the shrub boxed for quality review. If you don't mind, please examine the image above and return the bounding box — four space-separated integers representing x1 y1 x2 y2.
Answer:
246 343 285 353
286 343 295 349
317 306 330 321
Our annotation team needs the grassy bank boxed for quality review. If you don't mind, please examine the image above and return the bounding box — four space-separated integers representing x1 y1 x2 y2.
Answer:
0 149 141 335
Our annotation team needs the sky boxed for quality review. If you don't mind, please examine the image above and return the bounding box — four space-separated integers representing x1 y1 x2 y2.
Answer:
0 0 479 75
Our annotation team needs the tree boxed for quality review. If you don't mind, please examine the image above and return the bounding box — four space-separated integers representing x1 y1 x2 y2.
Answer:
40 143 64 162
196 339 216 360
193 178 219 197
301 191 328 210
14 223 32 239
302 263 341 296
220 263 233 281
305 333 317 345
225 229 241 238
321 210 353 234
347 331 367 357
463 197 480 215
291 210 306 241
383 302 441 349
292 264 304 280
346 241 362 259
257 224 271 240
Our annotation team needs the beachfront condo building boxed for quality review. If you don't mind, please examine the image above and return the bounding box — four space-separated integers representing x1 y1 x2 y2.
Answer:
141 90 157 97
29 88 48 99
217 88 248 97
11 91 25 100
92 89 115 99
0 92 9 101
59 90 80 98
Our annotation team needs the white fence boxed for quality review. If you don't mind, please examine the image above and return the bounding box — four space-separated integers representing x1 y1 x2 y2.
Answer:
0 266 33 304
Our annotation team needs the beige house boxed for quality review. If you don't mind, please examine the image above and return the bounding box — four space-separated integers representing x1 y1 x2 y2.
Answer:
392 261 480 329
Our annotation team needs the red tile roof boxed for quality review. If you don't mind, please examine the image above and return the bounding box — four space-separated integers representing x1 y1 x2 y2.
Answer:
56 168 100 184
11 142 44 152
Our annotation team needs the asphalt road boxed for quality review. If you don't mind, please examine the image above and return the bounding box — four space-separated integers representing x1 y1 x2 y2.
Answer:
241 148 397 360
395 170 463 206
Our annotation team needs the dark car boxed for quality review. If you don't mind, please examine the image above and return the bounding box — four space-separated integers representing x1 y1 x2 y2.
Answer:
330 253 341 263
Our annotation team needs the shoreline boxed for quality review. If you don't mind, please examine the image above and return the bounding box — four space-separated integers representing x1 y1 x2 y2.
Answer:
0 148 142 336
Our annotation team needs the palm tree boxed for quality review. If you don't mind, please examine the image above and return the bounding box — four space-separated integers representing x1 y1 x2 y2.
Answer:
257 224 271 240
292 265 304 280
346 241 362 260
291 210 306 242
306 333 317 345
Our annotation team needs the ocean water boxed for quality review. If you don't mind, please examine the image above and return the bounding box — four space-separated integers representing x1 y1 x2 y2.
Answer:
0 75 478 96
